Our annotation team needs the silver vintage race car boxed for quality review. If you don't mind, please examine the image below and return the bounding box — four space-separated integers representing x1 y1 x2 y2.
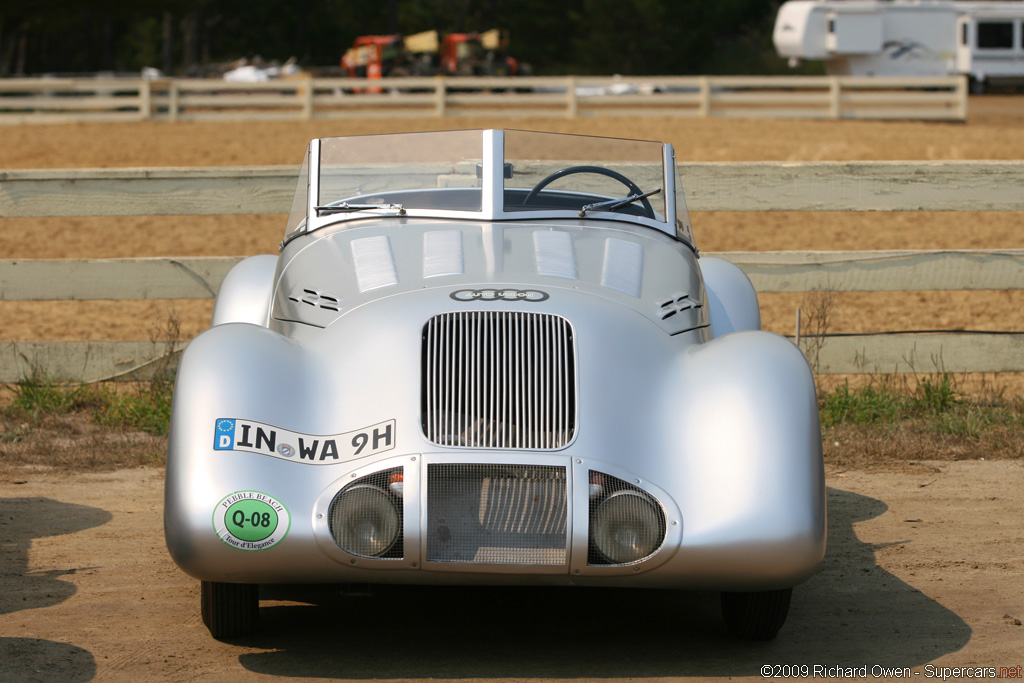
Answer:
164 129 825 641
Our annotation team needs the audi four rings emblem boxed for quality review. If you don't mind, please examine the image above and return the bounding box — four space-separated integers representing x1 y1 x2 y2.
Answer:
450 288 550 302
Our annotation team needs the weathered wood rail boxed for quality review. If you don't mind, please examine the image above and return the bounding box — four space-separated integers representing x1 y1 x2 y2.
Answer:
0 75 968 123
1 160 1021 381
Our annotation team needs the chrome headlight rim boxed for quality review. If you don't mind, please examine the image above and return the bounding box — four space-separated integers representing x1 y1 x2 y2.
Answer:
328 481 402 558
589 480 667 566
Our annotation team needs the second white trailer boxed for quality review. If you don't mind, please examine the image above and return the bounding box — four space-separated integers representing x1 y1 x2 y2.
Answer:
774 0 1024 91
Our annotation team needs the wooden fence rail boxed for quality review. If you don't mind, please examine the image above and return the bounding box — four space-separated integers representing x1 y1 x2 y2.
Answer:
4 250 1024 302
0 74 968 123
1 161 1021 381
5 160 1023 217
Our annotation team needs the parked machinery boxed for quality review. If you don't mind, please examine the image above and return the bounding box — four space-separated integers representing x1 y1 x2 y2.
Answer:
341 29 530 80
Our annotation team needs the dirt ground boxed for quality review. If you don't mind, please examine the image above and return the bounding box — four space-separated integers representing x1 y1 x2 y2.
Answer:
1 462 1021 682
1 98 1023 681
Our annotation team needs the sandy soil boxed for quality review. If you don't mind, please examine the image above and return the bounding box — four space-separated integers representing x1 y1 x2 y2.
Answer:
3 97 1023 168
1 461 1021 682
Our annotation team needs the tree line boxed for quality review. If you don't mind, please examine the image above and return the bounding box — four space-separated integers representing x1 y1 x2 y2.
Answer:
0 0 801 78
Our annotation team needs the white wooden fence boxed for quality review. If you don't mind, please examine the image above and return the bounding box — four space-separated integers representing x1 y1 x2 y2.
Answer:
1 160 1022 382
0 75 968 123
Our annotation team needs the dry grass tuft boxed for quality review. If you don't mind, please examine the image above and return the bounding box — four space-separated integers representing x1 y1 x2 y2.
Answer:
0 411 165 472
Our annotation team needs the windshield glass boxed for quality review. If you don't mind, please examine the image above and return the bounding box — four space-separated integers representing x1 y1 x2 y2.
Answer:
503 130 667 221
283 129 692 246
284 145 311 236
319 130 482 210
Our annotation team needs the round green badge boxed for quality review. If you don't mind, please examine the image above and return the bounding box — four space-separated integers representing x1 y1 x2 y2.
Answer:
213 491 290 551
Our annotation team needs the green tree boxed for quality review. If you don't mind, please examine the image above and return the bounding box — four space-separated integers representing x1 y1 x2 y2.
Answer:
567 0 783 75
0 0 791 77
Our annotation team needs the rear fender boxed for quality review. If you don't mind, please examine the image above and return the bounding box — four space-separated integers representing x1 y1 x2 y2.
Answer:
700 256 760 338
211 254 278 327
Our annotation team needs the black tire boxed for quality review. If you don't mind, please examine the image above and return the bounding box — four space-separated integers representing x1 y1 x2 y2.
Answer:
720 588 792 640
200 581 259 639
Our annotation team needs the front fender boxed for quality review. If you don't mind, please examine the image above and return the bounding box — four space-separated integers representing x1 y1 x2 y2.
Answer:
658 330 826 588
164 323 326 578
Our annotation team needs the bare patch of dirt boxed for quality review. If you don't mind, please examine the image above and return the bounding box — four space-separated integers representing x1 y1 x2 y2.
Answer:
824 421 1024 471
1 461 1021 681
0 411 165 471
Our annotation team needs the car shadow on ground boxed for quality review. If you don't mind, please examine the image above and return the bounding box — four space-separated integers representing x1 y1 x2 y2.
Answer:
0 497 110 682
0 497 111 615
236 487 971 678
0 638 95 683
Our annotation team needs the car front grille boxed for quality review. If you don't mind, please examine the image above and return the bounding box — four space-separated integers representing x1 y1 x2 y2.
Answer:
422 311 576 450
426 464 568 565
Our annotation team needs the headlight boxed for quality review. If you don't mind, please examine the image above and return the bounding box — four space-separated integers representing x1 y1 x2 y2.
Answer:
590 488 665 565
329 483 401 557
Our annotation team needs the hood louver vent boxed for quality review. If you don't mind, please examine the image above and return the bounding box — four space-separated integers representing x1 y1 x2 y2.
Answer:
289 288 342 312
422 311 576 450
657 292 701 320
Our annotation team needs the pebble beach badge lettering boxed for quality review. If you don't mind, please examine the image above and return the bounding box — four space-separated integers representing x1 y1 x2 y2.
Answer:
213 491 290 551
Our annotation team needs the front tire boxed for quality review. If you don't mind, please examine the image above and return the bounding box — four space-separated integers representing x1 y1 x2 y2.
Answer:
721 588 792 640
201 581 259 639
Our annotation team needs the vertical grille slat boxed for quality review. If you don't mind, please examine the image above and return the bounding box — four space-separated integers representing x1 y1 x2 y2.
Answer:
422 311 576 450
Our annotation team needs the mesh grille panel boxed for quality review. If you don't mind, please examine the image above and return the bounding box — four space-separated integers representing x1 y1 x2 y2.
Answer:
422 311 576 449
427 464 567 565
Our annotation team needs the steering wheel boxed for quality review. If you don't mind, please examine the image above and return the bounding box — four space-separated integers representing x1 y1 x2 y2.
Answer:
522 165 656 219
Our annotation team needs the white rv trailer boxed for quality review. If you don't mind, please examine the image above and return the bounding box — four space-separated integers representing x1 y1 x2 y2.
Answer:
774 0 1024 90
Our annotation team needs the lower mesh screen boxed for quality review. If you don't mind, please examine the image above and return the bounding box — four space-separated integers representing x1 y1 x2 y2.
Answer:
427 464 568 565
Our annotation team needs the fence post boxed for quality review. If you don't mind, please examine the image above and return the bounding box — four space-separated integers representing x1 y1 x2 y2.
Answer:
566 76 577 117
956 74 968 121
302 76 313 120
829 77 841 119
169 80 179 122
699 77 711 117
139 79 152 120
435 76 447 117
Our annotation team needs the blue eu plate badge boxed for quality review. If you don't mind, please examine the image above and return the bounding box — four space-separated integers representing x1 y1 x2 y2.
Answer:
214 418 236 450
